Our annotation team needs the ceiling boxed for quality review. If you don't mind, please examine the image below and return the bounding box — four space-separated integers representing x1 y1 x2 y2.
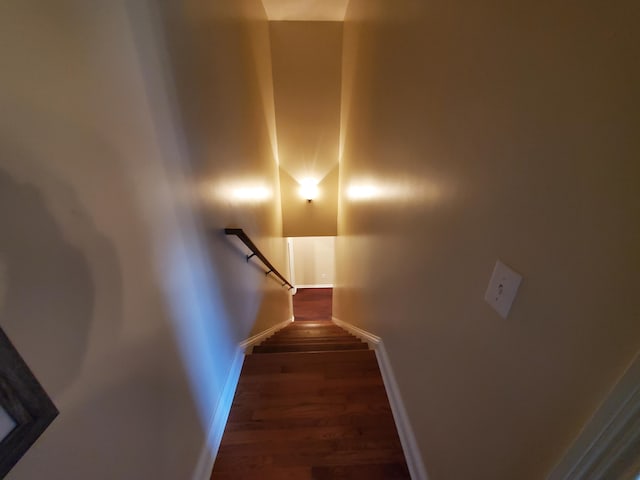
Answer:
260 0 349 21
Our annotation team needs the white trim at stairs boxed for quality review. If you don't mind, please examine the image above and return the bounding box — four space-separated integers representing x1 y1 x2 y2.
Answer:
191 316 294 480
190 345 244 480
332 316 429 480
294 284 334 289
239 316 294 352
547 352 640 480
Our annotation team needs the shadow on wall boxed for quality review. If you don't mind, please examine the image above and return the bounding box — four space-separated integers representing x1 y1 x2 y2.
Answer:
126 0 290 342
5 333 168 479
0 166 121 397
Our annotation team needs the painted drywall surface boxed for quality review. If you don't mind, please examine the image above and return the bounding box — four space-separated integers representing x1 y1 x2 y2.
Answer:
0 1 288 479
334 1 640 479
261 0 349 21
290 236 336 286
271 21 342 236
271 21 342 181
157 1 291 341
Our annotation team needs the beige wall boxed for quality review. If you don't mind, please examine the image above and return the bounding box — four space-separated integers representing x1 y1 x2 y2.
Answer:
158 1 291 338
271 21 342 236
334 1 640 479
0 0 289 478
290 236 336 287
261 0 350 21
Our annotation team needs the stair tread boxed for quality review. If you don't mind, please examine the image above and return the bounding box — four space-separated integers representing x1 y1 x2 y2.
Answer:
252 319 367 355
263 336 360 343
261 341 358 346
243 349 377 364
252 343 369 354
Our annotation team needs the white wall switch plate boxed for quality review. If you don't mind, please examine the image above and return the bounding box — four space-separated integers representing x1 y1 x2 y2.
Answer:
484 260 522 319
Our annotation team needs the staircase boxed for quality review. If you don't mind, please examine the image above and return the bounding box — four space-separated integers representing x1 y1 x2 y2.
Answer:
251 320 369 354
211 289 410 479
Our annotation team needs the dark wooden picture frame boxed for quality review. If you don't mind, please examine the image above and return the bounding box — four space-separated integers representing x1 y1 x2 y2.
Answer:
0 327 58 477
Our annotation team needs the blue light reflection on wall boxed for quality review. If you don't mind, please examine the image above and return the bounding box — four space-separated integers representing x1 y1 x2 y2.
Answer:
157 215 263 464
125 0 264 463
161 228 236 422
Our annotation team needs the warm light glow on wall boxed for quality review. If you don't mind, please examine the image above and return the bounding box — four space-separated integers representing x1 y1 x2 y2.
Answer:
208 182 272 204
231 186 270 202
347 185 380 200
346 180 442 203
299 178 319 202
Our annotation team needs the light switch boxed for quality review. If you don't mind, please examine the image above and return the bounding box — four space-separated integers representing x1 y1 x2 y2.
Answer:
484 260 522 318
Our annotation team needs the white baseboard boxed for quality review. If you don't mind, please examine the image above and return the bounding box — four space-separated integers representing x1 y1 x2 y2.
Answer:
294 284 334 289
547 352 640 480
239 316 294 352
332 316 381 347
191 345 244 480
332 317 429 480
191 316 293 480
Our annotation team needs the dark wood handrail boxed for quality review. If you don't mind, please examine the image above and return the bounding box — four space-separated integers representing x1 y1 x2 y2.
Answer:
224 228 294 290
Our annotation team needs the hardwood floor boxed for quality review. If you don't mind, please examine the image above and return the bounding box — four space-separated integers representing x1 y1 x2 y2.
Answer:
292 288 333 320
211 289 409 479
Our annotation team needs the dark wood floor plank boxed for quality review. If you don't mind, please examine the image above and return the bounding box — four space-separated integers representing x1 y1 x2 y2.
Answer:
223 413 400 433
292 288 332 320
222 424 403 446
311 463 411 480
211 466 312 480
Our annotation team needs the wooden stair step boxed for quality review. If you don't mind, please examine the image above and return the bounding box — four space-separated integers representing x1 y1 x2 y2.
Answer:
269 335 350 341
269 329 353 337
283 326 340 330
252 343 368 354
260 336 361 345
242 349 377 367
253 320 366 355
264 333 356 339
282 323 341 327
260 341 361 348
268 328 352 334
268 328 353 338
239 362 380 377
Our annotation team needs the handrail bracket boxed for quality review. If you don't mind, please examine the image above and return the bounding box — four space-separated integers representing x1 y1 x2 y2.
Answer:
224 228 294 291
